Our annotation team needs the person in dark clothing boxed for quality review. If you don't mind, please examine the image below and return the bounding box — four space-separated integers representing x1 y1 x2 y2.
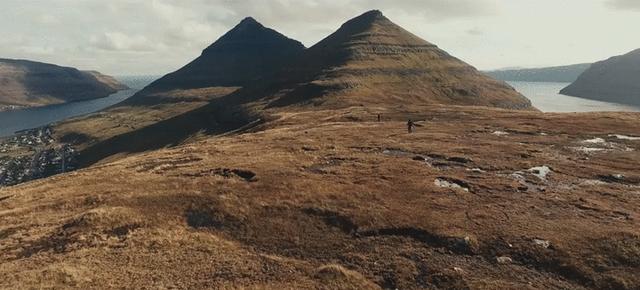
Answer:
377 114 381 122
407 119 415 133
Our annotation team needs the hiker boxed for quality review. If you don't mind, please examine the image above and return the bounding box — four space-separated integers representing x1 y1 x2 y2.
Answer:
407 119 415 133
377 114 381 122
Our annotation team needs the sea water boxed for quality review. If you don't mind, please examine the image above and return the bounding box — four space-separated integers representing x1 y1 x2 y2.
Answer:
1 78 638 137
0 76 157 137
507 81 640 113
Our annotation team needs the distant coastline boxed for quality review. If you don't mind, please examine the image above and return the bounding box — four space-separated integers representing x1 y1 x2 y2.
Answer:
485 63 591 83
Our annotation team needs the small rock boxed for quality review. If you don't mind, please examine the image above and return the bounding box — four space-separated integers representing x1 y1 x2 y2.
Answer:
533 239 551 249
496 256 513 264
453 267 464 274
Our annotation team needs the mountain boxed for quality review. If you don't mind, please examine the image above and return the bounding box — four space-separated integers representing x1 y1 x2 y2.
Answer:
47 11 538 168
241 10 533 110
0 59 128 110
48 17 306 166
485 63 591 83
139 17 305 94
1 11 640 289
561 49 640 107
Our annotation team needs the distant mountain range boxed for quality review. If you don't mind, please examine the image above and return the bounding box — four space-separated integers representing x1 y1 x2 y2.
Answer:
0 59 128 111
484 63 591 83
561 49 640 107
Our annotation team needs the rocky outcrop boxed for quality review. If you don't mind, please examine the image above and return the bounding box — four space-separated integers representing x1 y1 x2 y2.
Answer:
561 49 640 107
0 59 128 110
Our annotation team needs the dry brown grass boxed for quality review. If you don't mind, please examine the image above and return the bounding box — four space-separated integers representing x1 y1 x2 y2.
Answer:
1 104 639 289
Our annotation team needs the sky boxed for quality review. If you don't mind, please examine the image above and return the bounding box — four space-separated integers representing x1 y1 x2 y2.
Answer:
1 0 639 75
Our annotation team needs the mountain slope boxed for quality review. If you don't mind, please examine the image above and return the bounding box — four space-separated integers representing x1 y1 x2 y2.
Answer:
0 59 128 110
52 11 537 169
49 18 306 166
2 105 639 289
485 63 591 83
561 49 640 106
242 10 533 110
139 17 305 94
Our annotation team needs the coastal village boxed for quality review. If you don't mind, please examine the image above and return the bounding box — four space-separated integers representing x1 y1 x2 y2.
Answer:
0 126 75 187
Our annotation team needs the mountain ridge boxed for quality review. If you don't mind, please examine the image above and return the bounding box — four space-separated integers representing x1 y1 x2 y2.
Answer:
485 63 592 83
561 49 640 107
0 58 128 110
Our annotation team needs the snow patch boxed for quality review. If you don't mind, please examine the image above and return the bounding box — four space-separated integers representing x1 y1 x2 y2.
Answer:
492 131 509 136
610 134 640 141
529 166 552 180
434 178 469 192
571 147 608 153
582 138 606 144
581 179 608 186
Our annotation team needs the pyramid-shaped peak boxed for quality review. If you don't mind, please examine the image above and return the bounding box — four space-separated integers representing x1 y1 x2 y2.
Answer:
311 9 430 51
354 10 385 21
257 10 532 111
140 16 304 92
338 9 389 30
236 17 263 29
227 16 266 34
203 16 304 54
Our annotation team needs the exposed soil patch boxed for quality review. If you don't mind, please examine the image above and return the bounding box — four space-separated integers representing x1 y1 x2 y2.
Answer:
132 156 203 174
213 168 257 181
358 227 479 255
181 168 257 181
302 207 359 234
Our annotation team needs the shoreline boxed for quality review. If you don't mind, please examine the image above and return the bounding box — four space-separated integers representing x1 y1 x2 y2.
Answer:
0 87 130 113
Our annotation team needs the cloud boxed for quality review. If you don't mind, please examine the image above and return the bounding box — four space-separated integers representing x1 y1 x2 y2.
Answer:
606 0 640 11
466 28 484 36
0 0 496 74
90 32 156 52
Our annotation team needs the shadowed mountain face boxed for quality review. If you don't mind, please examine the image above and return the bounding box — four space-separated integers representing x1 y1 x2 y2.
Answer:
0 59 127 109
139 17 306 94
246 10 533 110
561 49 640 107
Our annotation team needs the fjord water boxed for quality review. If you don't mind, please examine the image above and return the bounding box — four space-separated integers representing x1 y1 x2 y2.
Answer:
1 78 638 137
508 81 640 113
0 76 157 137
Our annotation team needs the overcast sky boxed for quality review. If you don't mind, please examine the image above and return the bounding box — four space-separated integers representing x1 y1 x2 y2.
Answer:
1 0 639 75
